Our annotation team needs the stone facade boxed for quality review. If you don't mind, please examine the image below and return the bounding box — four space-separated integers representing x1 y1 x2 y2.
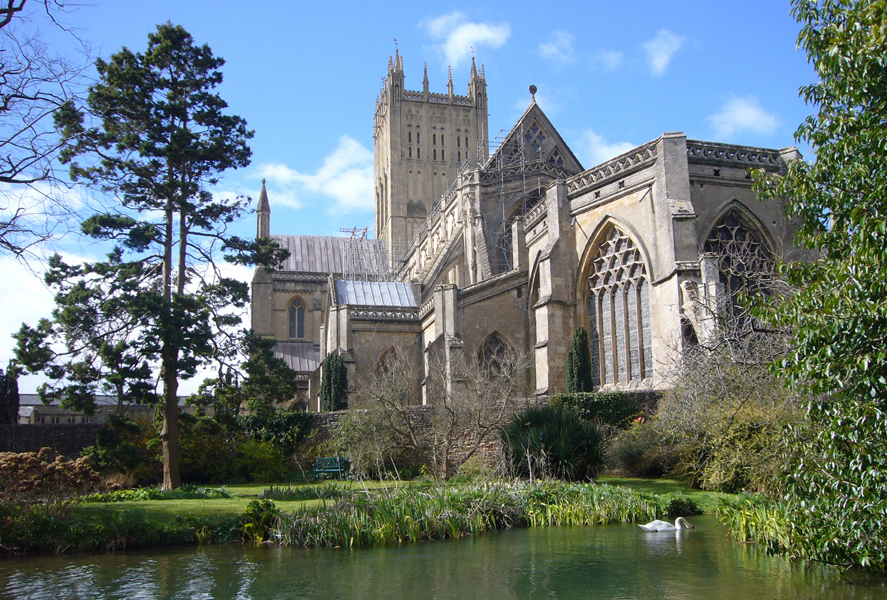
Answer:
251 54 802 409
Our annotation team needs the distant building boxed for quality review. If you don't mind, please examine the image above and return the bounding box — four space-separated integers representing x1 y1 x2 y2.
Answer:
16 394 193 425
251 52 805 410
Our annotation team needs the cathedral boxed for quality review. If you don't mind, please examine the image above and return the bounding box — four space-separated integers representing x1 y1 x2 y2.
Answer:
251 51 803 411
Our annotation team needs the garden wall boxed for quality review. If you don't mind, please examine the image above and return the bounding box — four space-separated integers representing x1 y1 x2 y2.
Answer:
0 424 101 457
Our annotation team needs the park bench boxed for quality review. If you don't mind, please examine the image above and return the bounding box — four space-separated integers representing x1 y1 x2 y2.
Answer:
313 456 347 480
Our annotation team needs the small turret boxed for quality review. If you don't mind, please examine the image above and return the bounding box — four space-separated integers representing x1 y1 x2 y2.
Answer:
257 179 270 240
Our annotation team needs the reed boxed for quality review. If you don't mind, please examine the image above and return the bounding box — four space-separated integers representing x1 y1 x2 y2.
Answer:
716 495 794 554
274 481 700 548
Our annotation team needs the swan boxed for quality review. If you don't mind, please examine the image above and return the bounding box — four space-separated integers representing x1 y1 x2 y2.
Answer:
638 517 695 532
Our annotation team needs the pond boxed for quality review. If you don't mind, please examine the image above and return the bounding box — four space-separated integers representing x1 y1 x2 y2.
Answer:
2 516 884 599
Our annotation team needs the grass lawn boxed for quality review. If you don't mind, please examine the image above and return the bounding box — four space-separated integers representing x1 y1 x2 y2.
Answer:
72 476 731 522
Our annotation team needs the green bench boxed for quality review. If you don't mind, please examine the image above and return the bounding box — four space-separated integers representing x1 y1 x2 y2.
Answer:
313 456 347 480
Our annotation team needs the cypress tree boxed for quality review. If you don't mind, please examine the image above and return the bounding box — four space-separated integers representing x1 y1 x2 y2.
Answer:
0 368 20 425
320 353 348 411
566 327 593 393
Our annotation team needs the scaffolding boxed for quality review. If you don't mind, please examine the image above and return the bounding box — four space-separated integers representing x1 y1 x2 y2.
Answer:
341 227 409 282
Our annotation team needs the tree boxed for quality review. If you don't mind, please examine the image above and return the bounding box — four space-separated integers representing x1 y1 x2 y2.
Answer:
0 366 20 424
565 327 592 393
190 331 302 418
0 0 89 256
319 353 348 411
345 345 530 480
751 0 887 569
47 23 284 490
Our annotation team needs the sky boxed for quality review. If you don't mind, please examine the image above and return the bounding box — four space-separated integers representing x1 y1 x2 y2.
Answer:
1 0 818 394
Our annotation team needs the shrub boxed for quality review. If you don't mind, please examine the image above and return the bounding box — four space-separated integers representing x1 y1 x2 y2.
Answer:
319 353 347 411
550 391 654 428
501 405 604 481
608 422 674 478
0 448 104 506
565 328 593 393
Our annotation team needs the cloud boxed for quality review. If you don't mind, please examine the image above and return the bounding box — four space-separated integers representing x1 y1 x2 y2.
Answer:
539 30 575 66
575 130 636 167
590 49 624 71
256 135 374 214
422 12 510 68
707 96 778 140
643 29 685 76
514 87 563 117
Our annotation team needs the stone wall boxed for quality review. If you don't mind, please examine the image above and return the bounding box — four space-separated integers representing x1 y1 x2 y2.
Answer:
0 424 101 457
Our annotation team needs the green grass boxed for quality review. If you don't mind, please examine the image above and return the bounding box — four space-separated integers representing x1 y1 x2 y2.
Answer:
73 480 398 521
596 475 736 513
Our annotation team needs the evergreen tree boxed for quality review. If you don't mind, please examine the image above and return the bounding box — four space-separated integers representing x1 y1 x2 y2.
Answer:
752 0 887 569
0 367 20 425
45 24 285 490
565 327 593 393
320 353 348 411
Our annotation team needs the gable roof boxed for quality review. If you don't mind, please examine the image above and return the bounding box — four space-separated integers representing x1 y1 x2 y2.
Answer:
274 341 321 374
486 100 583 174
272 235 386 275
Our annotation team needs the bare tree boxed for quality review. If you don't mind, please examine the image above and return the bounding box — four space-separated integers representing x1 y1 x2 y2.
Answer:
0 0 89 257
344 344 530 480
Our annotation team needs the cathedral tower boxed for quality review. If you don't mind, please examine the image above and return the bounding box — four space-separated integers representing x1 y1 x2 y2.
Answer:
374 51 489 251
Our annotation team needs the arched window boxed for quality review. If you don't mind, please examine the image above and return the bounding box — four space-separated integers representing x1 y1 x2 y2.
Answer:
289 298 306 339
478 332 508 374
417 132 420 144
703 208 773 325
417 147 421 160
409 147 412 158
441 134 445 146
433 133 437 145
434 149 437 161
408 131 412 143
441 149 445 161
587 227 652 387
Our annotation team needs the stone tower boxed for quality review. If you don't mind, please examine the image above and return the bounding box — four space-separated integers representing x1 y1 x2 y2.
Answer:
374 51 490 251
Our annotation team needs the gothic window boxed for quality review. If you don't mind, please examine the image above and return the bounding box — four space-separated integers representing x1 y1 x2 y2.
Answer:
289 298 306 339
408 131 412 143
465 136 468 149
409 147 412 158
478 332 508 374
548 148 564 169
434 149 437 160
417 132 420 144
441 149 445 161
417 147 420 159
587 227 652 387
433 134 437 145
458 151 461 162
457 136 461 148
703 209 773 324
523 121 547 156
441 134 445 146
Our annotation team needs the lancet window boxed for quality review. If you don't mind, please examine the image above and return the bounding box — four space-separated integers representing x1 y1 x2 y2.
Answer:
289 298 306 339
587 227 652 387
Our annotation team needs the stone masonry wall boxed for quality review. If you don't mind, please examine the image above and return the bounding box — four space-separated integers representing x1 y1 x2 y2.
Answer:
0 424 102 457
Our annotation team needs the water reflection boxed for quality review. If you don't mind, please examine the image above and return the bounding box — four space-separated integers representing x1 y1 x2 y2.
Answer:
2 517 885 599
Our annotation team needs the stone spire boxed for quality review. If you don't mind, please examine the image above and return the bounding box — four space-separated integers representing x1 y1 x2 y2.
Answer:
447 65 454 98
256 178 270 240
470 56 478 80
423 62 429 93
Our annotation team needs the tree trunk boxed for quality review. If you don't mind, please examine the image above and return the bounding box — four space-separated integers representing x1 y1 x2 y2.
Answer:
160 344 181 490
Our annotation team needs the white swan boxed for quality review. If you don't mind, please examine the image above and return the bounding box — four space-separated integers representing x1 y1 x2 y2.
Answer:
638 517 695 532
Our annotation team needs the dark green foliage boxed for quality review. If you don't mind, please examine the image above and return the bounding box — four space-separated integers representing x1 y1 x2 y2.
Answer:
0 367 20 424
238 499 282 542
319 353 348 411
550 391 653 428
565 327 593 393
235 411 315 456
609 422 674 478
501 405 605 481
189 331 302 418
747 0 887 570
81 484 230 503
83 414 149 475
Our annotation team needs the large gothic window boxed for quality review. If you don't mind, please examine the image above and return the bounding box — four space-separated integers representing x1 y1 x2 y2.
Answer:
587 227 652 387
478 332 508 374
703 209 772 324
289 298 306 339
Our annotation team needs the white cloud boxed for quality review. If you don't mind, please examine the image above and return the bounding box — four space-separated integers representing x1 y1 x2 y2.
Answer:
575 130 636 167
422 12 510 68
514 87 562 117
643 29 685 76
590 49 624 71
539 30 575 66
257 135 374 214
707 96 778 141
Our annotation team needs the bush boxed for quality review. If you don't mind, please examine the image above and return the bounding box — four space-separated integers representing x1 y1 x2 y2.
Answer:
608 422 674 478
0 448 104 506
550 391 654 428
501 405 604 481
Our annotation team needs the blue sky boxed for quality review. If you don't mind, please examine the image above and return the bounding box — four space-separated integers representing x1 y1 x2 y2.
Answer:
1 0 817 393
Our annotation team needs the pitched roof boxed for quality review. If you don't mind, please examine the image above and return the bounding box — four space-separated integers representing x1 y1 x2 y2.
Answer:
334 280 417 307
271 235 386 274
274 341 321 374
486 100 583 174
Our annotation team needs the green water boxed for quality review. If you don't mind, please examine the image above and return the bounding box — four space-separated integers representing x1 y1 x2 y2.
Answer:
2 517 884 599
